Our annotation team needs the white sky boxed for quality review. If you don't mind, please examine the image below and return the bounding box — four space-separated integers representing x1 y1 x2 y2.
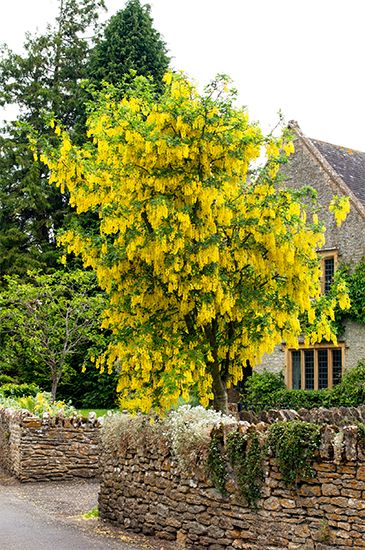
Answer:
1 0 365 150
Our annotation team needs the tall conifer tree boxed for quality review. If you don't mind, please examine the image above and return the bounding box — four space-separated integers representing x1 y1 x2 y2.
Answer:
0 0 105 278
88 0 169 92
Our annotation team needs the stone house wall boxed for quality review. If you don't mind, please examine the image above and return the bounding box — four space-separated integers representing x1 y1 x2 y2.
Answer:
257 319 365 379
256 131 365 380
343 321 365 370
0 408 100 481
283 132 365 263
98 419 365 549
256 345 286 376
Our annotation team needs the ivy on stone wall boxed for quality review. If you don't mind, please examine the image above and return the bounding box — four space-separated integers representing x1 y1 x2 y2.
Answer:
207 427 265 507
207 428 228 496
267 420 321 485
226 430 264 508
207 420 321 504
336 259 365 331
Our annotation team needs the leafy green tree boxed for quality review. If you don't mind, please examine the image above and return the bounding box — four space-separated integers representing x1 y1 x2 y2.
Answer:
0 270 106 400
88 0 169 91
0 0 105 131
0 0 105 279
0 128 68 278
57 364 119 409
42 73 349 414
0 0 170 280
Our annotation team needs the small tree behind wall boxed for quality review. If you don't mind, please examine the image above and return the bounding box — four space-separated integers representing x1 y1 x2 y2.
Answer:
41 73 349 413
0 270 105 400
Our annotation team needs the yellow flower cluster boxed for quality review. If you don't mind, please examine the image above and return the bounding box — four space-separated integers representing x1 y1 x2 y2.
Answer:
329 195 351 226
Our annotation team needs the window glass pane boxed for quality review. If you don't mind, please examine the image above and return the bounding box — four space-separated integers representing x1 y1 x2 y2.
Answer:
324 257 335 292
318 349 328 389
292 351 301 389
332 349 342 385
304 350 315 390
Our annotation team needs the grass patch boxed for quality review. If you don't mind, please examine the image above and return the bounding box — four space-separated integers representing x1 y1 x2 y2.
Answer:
81 506 99 519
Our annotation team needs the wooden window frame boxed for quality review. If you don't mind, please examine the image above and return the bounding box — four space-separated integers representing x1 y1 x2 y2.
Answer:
319 249 338 294
286 343 345 390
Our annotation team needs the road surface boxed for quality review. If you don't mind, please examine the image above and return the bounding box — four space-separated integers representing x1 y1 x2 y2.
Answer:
0 473 176 550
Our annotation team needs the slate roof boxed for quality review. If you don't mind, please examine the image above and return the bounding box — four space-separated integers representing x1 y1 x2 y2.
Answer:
310 138 365 207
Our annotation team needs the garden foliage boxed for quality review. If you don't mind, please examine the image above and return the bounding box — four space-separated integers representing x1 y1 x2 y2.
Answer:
242 363 365 411
0 391 76 417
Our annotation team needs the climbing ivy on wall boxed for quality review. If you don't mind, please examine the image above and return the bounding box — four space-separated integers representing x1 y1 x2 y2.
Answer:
226 430 264 508
207 427 265 507
267 421 321 485
336 259 365 329
207 420 321 506
207 429 228 495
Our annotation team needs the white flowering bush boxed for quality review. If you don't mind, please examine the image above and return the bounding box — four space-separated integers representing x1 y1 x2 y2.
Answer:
100 405 236 471
101 412 160 455
164 405 235 471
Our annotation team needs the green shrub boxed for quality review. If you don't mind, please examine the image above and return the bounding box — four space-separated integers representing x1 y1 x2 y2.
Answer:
0 375 17 385
0 383 40 398
329 361 365 406
241 361 365 411
242 371 286 411
273 388 332 410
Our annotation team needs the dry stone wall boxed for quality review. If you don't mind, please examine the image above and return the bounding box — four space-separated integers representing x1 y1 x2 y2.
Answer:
0 407 100 481
99 416 365 549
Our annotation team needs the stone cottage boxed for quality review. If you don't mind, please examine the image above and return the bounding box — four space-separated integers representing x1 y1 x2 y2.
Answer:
257 121 365 390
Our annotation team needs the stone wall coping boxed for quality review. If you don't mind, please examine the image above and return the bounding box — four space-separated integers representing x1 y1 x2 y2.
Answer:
239 404 365 427
0 406 102 428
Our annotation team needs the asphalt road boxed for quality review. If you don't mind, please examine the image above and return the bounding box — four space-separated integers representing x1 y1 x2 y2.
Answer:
0 488 123 550
0 474 176 550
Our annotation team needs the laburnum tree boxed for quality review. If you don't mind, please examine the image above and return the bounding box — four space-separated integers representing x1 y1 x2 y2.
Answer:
41 73 350 413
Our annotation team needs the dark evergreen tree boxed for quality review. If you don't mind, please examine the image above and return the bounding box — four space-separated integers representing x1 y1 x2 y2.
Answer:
0 0 170 280
0 0 105 279
88 0 170 92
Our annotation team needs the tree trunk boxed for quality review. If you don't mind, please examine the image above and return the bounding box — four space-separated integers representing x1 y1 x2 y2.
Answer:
211 361 228 414
205 320 229 414
51 367 60 402
51 375 58 402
